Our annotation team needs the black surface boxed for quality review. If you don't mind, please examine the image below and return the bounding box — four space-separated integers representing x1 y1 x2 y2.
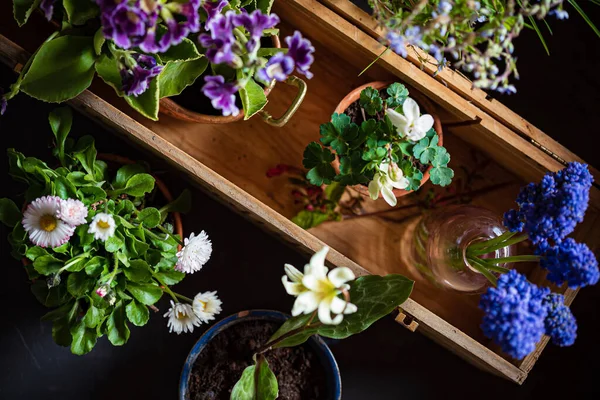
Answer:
1 16 600 397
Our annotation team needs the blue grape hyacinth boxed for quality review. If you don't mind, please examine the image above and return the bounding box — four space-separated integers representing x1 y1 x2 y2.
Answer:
540 238 599 289
543 293 577 346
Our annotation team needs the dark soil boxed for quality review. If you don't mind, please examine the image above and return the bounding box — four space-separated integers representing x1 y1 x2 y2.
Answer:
189 320 330 400
169 79 243 116
344 87 428 174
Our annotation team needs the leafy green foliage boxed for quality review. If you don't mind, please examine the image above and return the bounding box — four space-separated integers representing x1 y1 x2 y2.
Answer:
231 355 279 400
302 143 335 186
239 78 268 120
13 0 40 27
159 58 209 98
21 36 97 103
270 274 414 348
430 166 454 187
63 0 100 26
3 108 189 355
359 87 383 116
386 83 409 108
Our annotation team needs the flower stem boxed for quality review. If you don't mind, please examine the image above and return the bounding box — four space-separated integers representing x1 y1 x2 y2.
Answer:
467 257 498 286
483 255 541 264
358 47 390 77
468 231 516 251
468 234 529 256
256 311 321 355
154 225 184 246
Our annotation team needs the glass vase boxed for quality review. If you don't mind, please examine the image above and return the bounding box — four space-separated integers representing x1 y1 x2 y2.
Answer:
411 205 514 294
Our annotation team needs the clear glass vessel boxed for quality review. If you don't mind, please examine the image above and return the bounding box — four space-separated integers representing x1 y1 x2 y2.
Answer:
411 205 514 294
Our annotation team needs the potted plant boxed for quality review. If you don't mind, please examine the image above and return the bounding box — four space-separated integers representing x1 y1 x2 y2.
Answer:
302 81 453 207
411 162 598 359
0 0 313 125
0 107 222 354
179 246 414 399
366 0 599 94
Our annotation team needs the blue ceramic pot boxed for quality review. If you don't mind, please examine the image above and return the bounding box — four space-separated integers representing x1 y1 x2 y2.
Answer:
179 309 342 400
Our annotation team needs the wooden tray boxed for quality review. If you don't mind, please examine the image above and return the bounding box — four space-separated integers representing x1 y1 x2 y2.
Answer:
1 0 599 384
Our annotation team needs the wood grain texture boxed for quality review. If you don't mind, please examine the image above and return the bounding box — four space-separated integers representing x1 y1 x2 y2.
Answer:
317 0 600 186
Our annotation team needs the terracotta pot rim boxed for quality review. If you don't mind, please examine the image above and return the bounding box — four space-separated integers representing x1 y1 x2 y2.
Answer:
21 153 184 269
333 81 443 200
159 35 282 124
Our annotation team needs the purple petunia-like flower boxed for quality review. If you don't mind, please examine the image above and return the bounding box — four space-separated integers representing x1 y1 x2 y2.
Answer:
257 52 294 83
542 293 577 347
286 31 315 79
201 75 240 117
503 162 593 250
233 10 280 52
120 54 163 97
99 0 160 52
203 0 229 29
199 11 241 67
40 0 56 20
1 87 7 116
479 270 549 359
159 0 202 51
540 238 599 289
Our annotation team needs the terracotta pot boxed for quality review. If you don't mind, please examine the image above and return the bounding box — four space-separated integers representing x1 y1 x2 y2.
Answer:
21 153 183 269
333 81 443 200
158 36 307 127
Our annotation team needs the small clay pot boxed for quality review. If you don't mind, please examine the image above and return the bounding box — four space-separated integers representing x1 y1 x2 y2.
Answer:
179 310 342 400
159 36 281 124
333 81 443 200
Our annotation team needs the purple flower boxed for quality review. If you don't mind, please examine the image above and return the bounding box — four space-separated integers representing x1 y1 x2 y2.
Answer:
541 238 599 289
387 31 407 58
550 9 569 20
201 75 240 117
503 162 593 249
159 0 202 51
198 11 240 66
99 0 159 51
286 31 315 79
1 87 7 116
543 293 577 346
40 0 56 20
257 52 294 83
233 10 280 52
120 54 163 97
479 270 549 359
202 0 228 29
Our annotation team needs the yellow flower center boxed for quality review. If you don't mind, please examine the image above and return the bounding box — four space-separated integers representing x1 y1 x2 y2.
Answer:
97 220 111 229
39 215 58 232
176 310 187 320
196 300 207 310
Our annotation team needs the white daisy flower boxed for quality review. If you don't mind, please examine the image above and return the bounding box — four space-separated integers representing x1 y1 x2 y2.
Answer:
175 231 212 274
22 196 75 248
88 213 116 241
386 97 434 141
193 291 223 323
284 246 358 325
164 301 202 334
57 198 88 226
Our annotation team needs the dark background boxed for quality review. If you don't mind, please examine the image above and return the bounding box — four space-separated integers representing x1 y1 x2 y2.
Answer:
1 2 600 399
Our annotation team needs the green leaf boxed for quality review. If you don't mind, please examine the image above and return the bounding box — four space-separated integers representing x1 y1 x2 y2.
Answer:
72 135 98 177
21 36 97 102
324 181 345 203
51 300 79 347
430 166 454 187
386 83 409 108
123 259 153 283
126 300 150 327
159 57 209 98
31 280 70 307
33 255 63 275
302 142 335 186
67 271 95 298
292 210 335 229
159 189 191 222
126 282 163 305
153 269 185 285
52 242 70 254
54 176 79 199
431 146 450 167
85 256 108 276
359 87 383 116
93 28 105 56
230 355 278 400
569 0 600 38
137 207 161 228
158 36 201 61
70 322 98 355
105 235 124 253
272 274 414 347
48 107 73 166
125 77 160 121
0 198 21 227
26 246 49 261
107 301 130 346
82 304 104 328
13 0 40 26
256 0 275 14
109 173 155 197
240 78 268 120
113 164 145 188
63 0 100 25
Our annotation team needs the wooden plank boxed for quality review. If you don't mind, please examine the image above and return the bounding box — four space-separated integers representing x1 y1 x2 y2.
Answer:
0 33 526 383
316 0 600 186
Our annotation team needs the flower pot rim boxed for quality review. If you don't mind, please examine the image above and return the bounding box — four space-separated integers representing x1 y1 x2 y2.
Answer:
178 309 342 400
159 35 281 124
333 81 443 199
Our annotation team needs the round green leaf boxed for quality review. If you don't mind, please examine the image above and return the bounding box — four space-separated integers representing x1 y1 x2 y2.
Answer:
137 207 161 228
67 271 95 298
107 301 130 346
70 322 98 355
125 300 150 327
123 259 153 283
0 198 22 228
126 282 163 305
